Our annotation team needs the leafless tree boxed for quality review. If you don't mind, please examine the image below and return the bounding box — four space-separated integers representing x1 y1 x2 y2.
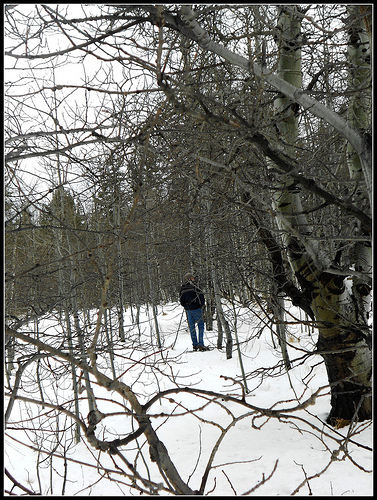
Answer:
4 4 372 495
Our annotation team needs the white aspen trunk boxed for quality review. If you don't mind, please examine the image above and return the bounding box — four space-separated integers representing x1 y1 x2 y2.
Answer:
269 7 372 423
5 227 21 379
305 7 372 424
205 197 233 358
204 267 215 331
346 6 372 328
310 7 371 424
64 310 84 442
269 7 303 371
144 191 162 349
274 294 291 372
115 207 126 342
187 178 199 272
230 288 249 390
104 308 117 379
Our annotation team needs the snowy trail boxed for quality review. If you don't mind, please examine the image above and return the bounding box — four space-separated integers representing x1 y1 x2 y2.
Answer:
4 302 372 496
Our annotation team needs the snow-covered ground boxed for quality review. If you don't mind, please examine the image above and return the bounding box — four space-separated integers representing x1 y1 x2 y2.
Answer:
4 302 372 496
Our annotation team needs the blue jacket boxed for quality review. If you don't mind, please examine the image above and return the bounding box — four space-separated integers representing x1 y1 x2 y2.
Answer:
179 282 205 310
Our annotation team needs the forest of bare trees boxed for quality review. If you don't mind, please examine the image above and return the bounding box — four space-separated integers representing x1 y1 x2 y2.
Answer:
5 4 372 495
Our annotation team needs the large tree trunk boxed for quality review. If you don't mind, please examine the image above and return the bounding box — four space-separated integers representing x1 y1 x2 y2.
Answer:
270 7 372 424
311 273 372 424
312 6 372 425
346 5 372 333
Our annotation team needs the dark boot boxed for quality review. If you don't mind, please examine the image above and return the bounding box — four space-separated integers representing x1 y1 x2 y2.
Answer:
198 345 210 351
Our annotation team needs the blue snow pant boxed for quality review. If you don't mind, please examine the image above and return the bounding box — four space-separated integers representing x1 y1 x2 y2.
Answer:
186 308 205 347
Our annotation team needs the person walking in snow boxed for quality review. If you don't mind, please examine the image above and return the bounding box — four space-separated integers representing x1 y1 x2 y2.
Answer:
179 272 209 351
